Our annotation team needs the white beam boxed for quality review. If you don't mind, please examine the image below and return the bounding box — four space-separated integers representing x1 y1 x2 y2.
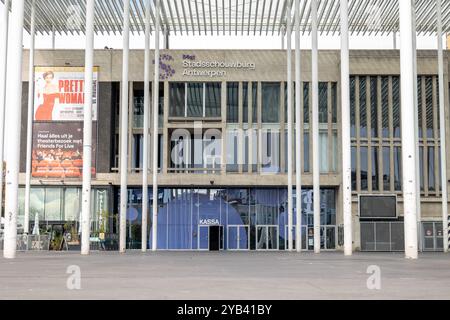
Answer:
437 0 449 253
286 5 293 252
412 4 421 252
24 0 36 235
3 0 25 259
119 0 131 253
142 0 151 252
311 0 320 254
399 0 419 259
294 0 302 253
152 0 161 252
0 0 10 223
81 0 95 255
340 0 353 256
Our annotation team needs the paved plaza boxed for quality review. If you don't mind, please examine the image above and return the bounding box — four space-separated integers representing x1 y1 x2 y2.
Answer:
0 251 449 300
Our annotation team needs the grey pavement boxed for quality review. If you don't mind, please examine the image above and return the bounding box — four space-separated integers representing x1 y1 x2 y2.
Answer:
0 251 449 300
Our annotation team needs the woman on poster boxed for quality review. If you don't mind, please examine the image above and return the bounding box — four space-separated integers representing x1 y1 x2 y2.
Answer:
35 71 59 121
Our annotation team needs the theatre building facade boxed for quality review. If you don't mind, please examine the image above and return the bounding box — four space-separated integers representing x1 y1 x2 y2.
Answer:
16 49 450 252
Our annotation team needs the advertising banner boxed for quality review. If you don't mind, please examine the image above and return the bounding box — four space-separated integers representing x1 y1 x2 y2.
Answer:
34 66 98 122
31 122 97 179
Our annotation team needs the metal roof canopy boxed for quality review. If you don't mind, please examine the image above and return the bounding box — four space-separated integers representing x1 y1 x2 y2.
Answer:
2 0 450 37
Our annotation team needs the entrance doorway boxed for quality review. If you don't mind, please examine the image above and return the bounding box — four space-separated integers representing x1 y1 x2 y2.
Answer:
422 222 444 252
198 225 224 251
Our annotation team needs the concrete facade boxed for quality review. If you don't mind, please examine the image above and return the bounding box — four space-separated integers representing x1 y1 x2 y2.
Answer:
16 49 450 251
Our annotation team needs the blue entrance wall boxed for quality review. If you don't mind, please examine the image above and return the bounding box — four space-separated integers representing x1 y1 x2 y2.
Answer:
122 188 336 250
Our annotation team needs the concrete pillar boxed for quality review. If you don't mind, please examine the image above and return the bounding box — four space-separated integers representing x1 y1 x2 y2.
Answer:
399 0 419 259
152 0 161 251
3 0 25 259
437 0 448 253
81 0 95 255
311 0 320 254
119 0 131 253
340 0 353 256
0 0 10 222
142 0 151 252
24 0 36 235
286 5 293 251
294 0 302 252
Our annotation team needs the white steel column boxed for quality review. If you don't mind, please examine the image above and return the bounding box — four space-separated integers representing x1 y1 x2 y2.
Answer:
3 0 25 259
311 0 320 254
0 0 10 221
81 0 95 255
399 0 419 259
412 6 421 252
119 0 131 253
437 0 448 253
152 0 161 251
340 0 352 256
286 6 293 251
294 0 302 252
24 0 36 235
142 0 151 252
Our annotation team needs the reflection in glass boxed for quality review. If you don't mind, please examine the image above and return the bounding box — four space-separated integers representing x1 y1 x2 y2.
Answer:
205 83 221 117
187 83 203 117
262 83 280 123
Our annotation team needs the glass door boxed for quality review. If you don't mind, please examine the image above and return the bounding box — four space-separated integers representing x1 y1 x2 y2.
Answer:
227 225 249 250
198 225 209 250
256 225 279 250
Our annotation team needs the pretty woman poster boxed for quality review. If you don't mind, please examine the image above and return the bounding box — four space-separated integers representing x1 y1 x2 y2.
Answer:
33 66 98 122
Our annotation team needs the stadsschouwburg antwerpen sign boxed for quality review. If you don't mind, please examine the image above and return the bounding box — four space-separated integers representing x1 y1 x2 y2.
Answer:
182 54 256 77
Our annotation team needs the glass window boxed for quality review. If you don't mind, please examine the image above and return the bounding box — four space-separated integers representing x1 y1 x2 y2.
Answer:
227 82 239 123
169 82 185 117
243 82 249 123
45 188 62 221
381 77 389 138
303 82 310 124
304 132 310 173
30 188 45 221
331 131 337 172
425 77 434 139
262 83 280 123
392 77 401 138
252 82 258 123
417 77 423 138
319 82 328 123
372 146 379 191
382 146 391 191
361 146 368 191
205 83 221 117
64 188 80 222
394 146 402 191
419 146 424 191
319 131 328 173
261 129 280 173
360 77 367 138
350 77 356 138
331 83 337 123
370 77 378 138
187 83 203 117
428 146 435 191
351 146 357 190
226 129 239 172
